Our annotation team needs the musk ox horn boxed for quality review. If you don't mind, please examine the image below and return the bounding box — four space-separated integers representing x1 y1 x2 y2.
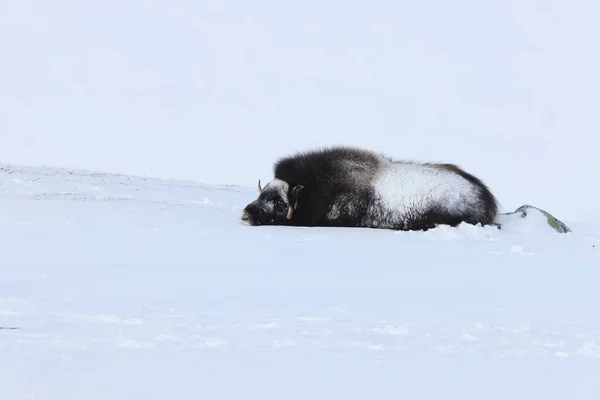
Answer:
287 206 294 219
258 180 263 193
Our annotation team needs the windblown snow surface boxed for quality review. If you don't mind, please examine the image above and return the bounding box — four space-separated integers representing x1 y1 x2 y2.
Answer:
1 164 600 400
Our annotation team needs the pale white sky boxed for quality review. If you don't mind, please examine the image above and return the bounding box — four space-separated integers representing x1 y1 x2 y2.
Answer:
1 0 599 220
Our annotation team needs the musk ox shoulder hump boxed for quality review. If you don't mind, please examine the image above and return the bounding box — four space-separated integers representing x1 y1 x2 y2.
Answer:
273 146 381 187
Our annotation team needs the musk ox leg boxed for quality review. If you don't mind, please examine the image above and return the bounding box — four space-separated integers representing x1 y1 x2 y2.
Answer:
402 211 447 231
399 208 490 232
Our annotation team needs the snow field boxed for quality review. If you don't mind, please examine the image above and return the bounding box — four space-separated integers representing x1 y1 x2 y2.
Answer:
1 164 600 399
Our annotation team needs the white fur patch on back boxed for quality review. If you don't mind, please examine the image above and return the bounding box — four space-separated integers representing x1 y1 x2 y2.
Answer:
372 159 479 217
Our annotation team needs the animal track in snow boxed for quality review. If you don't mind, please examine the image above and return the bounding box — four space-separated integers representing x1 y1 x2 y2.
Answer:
112 338 156 349
192 338 228 348
370 325 410 336
575 341 600 358
0 310 21 316
294 316 332 323
50 312 143 325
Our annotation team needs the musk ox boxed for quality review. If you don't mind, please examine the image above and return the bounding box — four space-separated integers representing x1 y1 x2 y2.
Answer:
241 146 498 231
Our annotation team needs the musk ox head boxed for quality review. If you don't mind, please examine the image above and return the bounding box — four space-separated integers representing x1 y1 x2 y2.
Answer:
241 179 304 226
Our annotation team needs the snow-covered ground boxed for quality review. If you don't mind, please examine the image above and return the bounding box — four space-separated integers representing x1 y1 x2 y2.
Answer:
1 164 599 399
